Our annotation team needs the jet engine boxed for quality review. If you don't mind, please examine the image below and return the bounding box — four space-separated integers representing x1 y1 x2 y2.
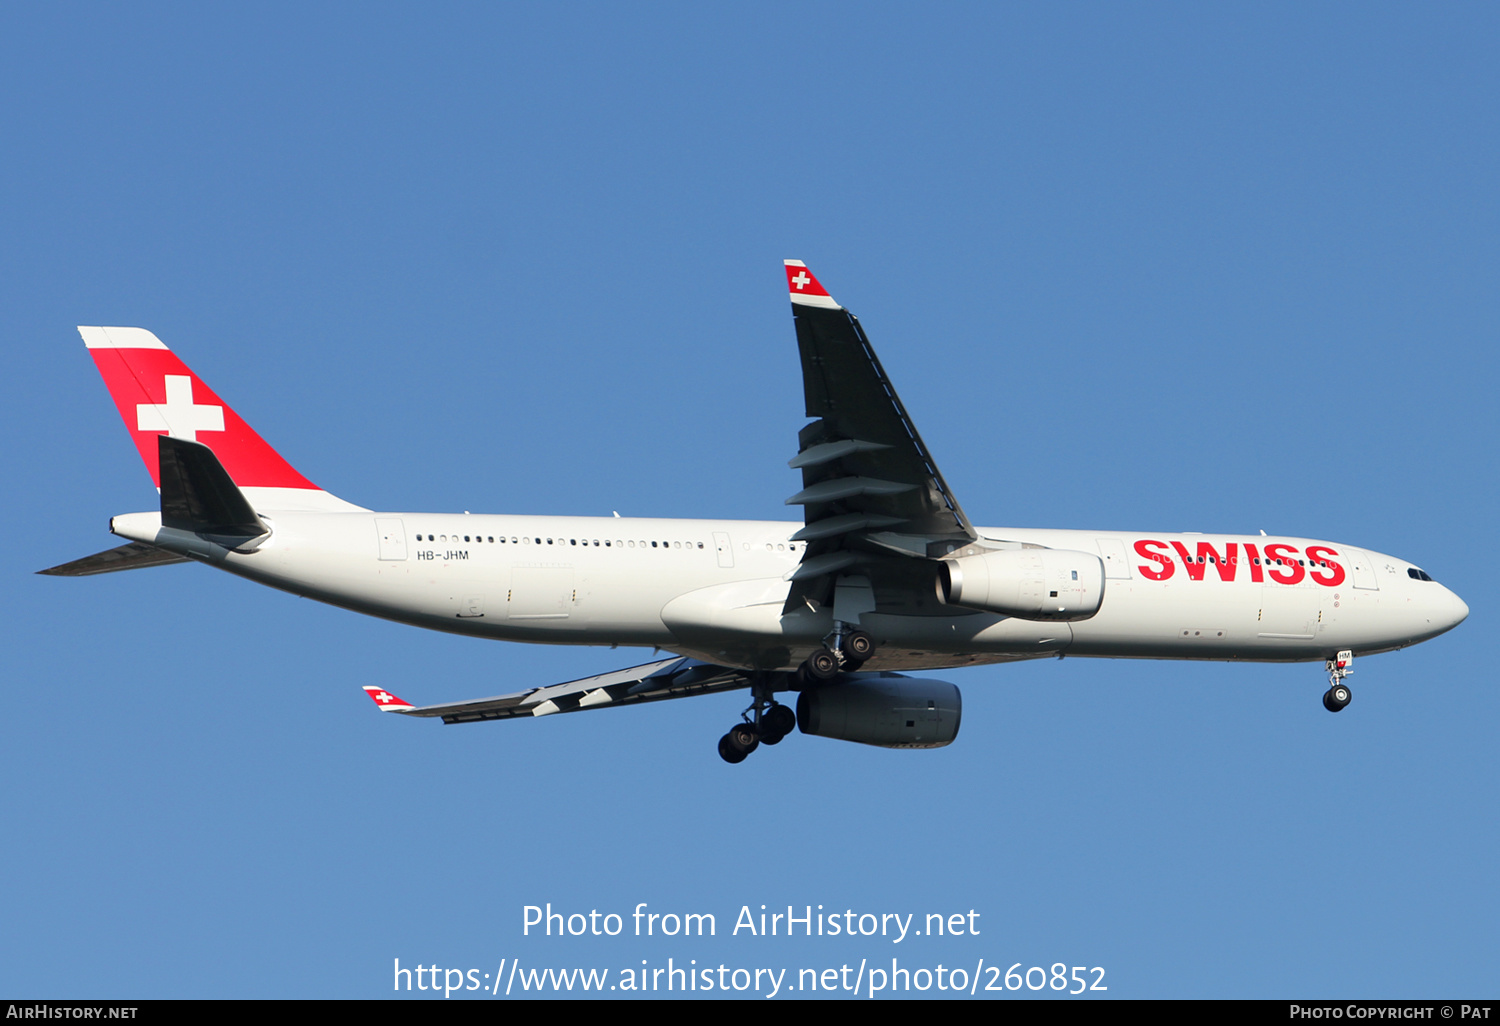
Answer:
795 675 961 749
937 547 1104 621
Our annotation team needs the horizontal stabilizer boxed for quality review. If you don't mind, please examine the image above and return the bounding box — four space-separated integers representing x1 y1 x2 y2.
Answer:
37 542 190 577
158 435 267 539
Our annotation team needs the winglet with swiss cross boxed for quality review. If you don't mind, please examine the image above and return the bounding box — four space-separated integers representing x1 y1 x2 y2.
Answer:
785 260 841 310
363 686 416 712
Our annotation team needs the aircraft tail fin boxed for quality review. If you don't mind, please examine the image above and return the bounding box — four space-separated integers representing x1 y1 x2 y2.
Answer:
79 327 367 512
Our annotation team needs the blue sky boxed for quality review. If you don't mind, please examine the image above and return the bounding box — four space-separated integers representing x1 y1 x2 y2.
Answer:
3 3 1497 999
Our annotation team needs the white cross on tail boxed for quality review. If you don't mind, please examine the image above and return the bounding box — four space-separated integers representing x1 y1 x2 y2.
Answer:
136 375 225 442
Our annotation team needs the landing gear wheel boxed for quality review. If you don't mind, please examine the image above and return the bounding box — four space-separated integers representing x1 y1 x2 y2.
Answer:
718 734 748 763
845 631 875 661
728 722 760 754
804 647 840 681
759 704 796 744
1323 651 1353 713
1322 684 1351 713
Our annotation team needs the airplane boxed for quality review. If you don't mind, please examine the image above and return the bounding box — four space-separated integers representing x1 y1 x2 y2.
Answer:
42 261 1469 764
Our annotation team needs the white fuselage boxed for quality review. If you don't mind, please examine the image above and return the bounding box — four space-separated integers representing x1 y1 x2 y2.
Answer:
111 510 1469 673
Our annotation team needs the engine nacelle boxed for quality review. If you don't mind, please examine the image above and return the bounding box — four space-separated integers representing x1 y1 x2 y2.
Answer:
795 675 961 749
937 547 1104 621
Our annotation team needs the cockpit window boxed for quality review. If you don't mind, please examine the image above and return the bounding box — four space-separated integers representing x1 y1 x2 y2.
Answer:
1407 567 1435 582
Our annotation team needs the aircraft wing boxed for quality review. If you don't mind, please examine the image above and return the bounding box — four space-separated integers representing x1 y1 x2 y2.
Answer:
782 260 978 613
362 656 753 724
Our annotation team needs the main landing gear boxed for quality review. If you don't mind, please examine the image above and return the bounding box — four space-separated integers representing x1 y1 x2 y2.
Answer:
795 624 876 684
718 675 798 764
720 629 882 763
1322 650 1353 713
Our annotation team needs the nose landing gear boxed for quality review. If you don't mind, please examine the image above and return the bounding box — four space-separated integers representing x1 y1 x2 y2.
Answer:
1322 650 1353 713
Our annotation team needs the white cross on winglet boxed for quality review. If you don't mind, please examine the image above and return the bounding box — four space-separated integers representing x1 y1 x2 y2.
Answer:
791 271 810 290
374 692 394 703
136 375 224 442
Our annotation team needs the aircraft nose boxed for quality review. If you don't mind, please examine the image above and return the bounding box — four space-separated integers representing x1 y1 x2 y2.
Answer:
1432 586 1469 634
